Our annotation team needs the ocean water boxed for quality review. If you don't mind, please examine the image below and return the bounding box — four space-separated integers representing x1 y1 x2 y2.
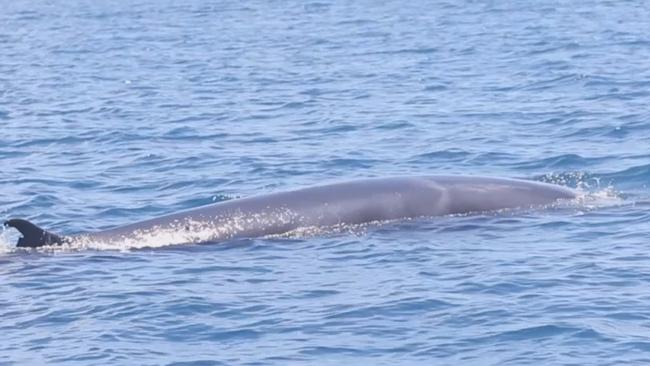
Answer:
1 0 650 364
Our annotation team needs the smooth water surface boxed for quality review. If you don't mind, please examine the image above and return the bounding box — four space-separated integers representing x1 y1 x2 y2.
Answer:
1 1 650 365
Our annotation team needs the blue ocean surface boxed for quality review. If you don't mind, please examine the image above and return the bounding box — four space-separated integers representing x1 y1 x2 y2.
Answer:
1 0 650 364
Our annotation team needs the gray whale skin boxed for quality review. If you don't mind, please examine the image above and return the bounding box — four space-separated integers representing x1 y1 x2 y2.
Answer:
4 176 576 248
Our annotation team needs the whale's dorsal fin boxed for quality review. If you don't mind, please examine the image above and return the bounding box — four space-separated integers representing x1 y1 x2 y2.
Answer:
4 219 64 248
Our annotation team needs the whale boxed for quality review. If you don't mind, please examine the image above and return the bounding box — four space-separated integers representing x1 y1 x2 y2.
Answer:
4 175 576 248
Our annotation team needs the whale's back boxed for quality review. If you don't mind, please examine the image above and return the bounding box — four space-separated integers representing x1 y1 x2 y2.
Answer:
5 176 576 247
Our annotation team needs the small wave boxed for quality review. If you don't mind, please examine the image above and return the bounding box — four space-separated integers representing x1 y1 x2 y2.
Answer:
597 164 650 189
514 154 605 170
411 149 471 162
326 298 453 320
486 324 592 342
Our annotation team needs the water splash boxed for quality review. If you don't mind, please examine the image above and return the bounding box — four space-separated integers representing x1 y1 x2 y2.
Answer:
534 171 624 209
534 171 598 190
0 225 16 254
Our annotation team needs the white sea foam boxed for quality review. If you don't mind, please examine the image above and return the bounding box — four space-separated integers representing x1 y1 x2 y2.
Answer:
569 186 626 217
46 208 304 252
536 171 625 211
0 226 17 254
